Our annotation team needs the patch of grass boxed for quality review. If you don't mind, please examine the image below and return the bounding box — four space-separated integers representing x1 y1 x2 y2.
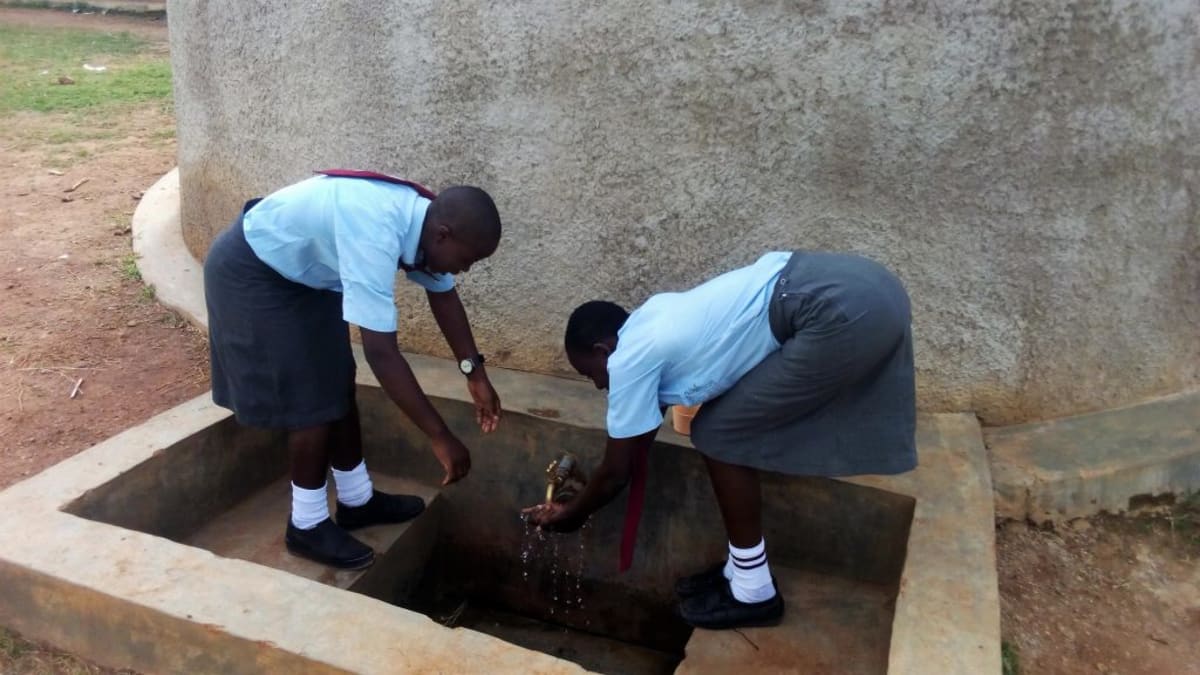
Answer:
1114 490 1200 554
0 626 29 660
118 253 141 282
44 127 116 144
4 1 165 16
0 24 171 114
1001 640 1020 675
0 624 127 674
158 310 187 328
1171 491 1200 547
140 284 156 302
1181 490 1200 512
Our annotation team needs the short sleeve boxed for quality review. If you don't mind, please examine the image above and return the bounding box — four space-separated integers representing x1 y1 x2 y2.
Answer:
606 332 665 438
405 269 455 293
333 205 402 333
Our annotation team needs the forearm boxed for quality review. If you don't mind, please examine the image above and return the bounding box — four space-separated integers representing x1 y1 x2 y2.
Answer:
561 460 629 521
560 431 656 522
362 331 449 439
426 289 482 364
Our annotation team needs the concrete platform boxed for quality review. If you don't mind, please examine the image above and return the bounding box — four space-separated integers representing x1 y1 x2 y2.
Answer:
185 474 440 602
678 413 999 675
132 168 207 327
847 414 1000 674
987 389 1200 523
0 396 588 674
679 565 895 674
0 391 1000 674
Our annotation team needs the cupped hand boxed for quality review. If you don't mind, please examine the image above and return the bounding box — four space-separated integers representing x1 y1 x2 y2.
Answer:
431 431 471 485
521 501 586 533
467 374 501 433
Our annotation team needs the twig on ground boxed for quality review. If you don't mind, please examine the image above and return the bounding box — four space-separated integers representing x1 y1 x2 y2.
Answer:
441 600 467 627
69 378 84 399
65 177 90 192
733 628 760 651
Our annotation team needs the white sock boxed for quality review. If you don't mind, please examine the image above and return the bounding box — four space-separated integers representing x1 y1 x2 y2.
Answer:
727 539 777 603
291 482 329 530
332 460 373 507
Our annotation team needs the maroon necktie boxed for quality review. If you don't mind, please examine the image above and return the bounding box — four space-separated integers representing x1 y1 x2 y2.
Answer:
314 169 437 200
619 444 650 572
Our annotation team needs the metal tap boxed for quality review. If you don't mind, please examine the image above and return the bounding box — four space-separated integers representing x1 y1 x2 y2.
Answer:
545 452 586 504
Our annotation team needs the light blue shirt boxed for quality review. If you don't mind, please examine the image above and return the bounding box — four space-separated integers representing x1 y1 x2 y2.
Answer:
606 252 792 439
242 175 455 333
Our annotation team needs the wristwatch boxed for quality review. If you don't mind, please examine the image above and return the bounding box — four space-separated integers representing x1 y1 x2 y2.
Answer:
458 353 486 376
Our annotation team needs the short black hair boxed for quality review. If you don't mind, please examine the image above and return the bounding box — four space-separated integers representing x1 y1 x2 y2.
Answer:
429 185 502 254
564 301 629 353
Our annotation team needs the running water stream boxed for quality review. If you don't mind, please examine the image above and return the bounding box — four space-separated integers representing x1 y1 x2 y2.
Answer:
520 515 590 620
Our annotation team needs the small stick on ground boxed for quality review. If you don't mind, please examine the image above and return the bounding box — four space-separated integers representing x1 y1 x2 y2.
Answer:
733 628 760 651
441 600 468 627
69 377 83 399
65 177 90 192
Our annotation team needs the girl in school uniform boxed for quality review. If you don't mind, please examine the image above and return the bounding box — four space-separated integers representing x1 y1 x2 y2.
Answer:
524 250 917 629
204 170 502 569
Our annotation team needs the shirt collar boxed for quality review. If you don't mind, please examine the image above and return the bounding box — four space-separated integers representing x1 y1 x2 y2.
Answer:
399 196 432 272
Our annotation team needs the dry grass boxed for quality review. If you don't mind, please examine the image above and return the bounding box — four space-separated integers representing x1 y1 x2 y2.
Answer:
0 627 136 675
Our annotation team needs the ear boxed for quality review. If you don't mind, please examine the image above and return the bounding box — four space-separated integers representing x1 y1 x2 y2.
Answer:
592 341 613 358
435 222 453 243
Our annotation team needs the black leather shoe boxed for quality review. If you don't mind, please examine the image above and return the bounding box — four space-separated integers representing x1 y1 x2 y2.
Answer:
335 490 426 531
285 518 375 570
679 579 784 629
674 562 728 598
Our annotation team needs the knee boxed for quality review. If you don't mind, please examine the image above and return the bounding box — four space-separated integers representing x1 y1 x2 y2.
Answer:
288 426 329 454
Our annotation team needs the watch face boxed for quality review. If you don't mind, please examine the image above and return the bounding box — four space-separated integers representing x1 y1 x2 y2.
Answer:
460 358 474 374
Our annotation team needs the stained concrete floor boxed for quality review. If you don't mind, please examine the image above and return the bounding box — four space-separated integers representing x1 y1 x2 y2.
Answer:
185 474 439 597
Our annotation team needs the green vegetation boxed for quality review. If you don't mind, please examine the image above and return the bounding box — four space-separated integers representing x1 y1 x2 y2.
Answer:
1173 490 1200 547
0 626 28 660
0 24 171 114
0 625 119 674
1001 641 1020 675
119 253 142 282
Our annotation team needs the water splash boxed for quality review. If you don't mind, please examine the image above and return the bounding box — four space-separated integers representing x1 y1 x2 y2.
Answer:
550 532 560 615
519 513 590 620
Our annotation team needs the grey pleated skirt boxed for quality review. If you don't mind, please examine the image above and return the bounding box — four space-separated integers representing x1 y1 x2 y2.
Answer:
203 201 356 430
690 251 917 477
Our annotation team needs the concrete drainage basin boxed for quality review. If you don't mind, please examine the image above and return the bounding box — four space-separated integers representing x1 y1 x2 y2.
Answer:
1 378 922 674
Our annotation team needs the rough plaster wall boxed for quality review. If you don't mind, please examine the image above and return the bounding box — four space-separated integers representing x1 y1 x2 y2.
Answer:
168 0 1200 425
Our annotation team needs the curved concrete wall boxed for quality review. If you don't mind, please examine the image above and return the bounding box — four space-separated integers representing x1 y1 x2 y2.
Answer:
168 1 1199 425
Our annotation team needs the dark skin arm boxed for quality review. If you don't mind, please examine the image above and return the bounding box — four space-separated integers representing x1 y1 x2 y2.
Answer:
523 429 658 532
360 327 470 485
426 288 502 433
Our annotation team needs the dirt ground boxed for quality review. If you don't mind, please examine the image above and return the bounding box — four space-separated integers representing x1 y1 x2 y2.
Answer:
0 9 203 670
0 9 206 493
1 7 1198 675
997 506 1200 675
